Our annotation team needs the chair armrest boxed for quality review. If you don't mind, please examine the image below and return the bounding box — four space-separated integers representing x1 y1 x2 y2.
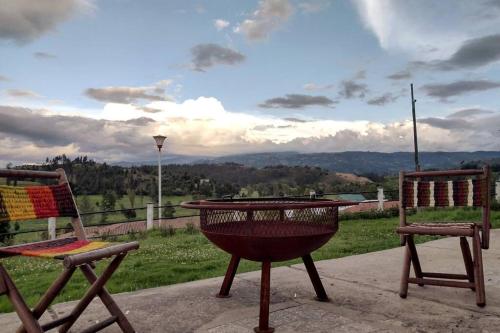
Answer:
63 242 139 268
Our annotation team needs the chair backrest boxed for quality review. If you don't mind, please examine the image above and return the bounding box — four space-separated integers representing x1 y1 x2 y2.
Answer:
399 166 491 248
0 168 87 241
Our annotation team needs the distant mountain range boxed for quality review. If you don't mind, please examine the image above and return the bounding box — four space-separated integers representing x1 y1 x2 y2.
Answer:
116 151 500 175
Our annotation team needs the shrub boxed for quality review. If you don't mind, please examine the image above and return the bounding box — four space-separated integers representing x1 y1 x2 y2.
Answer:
121 204 137 220
159 225 176 237
185 222 198 234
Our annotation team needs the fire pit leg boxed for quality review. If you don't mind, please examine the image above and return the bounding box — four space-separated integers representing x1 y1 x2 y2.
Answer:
302 254 329 302
254 261 274 333
217 255 240 298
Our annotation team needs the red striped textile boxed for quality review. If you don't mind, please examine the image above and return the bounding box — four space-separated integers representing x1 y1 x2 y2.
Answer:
402 179 485 208
0 184 78 223
0 237 113 259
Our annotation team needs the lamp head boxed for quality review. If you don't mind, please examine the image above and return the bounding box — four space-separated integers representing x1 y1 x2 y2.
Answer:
153 135 167 151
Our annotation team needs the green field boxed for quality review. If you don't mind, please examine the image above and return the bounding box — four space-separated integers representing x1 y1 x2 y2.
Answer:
0 208 498 313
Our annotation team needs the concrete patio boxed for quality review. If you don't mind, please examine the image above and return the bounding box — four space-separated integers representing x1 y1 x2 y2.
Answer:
2 230 500 332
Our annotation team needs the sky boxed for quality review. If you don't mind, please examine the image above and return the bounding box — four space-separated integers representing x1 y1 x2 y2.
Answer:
1 0 500 165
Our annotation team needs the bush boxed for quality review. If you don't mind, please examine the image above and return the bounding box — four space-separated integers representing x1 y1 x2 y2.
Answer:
121 204 137 220
159 225 176 237
185 222 198 234
340 207 400 221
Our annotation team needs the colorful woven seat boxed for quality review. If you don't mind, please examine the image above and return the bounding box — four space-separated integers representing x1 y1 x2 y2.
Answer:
0 237 113 259
0 169 138 333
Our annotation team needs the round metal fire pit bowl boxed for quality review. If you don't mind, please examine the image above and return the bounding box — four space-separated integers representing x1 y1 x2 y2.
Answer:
181 198 357 333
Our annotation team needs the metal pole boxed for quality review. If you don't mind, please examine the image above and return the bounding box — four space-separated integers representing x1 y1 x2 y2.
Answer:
411 83 420 171
158 147 162 228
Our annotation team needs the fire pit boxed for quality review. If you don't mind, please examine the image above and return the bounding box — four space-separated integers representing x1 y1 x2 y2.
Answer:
181 198 357 332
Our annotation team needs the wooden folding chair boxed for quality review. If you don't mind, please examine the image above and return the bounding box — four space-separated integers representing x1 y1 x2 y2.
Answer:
0 168 139 332
397 166 491 307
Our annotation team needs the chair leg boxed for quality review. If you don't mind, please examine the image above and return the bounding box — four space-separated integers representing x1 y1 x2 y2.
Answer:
406 236 424 286
0 265 43 333
16 267 76 333
80 263 135 333
472 230 486 307
59 254 130 333
217 255 240 298
459 237 475 291
399 240 411 298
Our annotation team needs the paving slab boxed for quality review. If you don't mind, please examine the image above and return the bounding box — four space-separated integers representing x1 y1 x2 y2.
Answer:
1 230 500 332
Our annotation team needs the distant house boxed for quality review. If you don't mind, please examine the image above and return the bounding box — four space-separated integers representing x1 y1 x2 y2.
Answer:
335 194 366 202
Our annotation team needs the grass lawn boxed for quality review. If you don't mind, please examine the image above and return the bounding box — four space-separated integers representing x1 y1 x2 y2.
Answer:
0 209 499 313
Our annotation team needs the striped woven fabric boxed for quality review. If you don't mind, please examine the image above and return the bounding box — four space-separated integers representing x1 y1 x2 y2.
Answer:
0 237 113 259
403 179 485 208
0 184 78 223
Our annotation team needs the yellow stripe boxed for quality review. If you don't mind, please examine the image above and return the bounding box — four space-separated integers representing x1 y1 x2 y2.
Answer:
0 186 36 221
36 241 112 258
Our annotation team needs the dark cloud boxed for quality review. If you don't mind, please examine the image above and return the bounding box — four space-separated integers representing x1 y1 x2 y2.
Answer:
283 117 308 123
0 0 90 43
190 43 245 71
447 108 495 118
6 89 40 98
387 69 411 80
366 93 399 106
138 106 162 113
415 34 500 71
85 86 168 104
421 80 500 100
419 117 472 130
34 52 57 59
259 94 336 109
124 117 156 126
338 80 368 99
0 105 153 160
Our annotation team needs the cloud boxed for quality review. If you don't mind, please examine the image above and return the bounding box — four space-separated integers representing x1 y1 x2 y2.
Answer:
338 80 368 99
234 0 293 41
34 51 57 59
1 97 500 164
447 108 495 118
0 0 92 44
351 0 500 59
0 75 10 82
303 82 334 91
283 117 309 123
421 80 500 100
414 34 500 71
190 43 245 71
298 0 330 13
214 19 230 31
419 117 472 130
387 69 411 80
366 93 399 106
5 89 41 98
259 94 336 109
85 80 173 104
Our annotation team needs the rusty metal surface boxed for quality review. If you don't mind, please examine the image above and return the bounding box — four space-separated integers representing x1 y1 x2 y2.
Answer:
182 198 354 261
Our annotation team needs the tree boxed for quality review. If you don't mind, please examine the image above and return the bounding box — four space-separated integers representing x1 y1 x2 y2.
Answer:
78 195 95 225
102 191 117 211
163 201 175 218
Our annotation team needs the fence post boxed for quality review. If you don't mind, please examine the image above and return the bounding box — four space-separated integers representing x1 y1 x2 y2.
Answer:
147 203 154 230
377 187 384 211
48 217 56 240
496 180 500 203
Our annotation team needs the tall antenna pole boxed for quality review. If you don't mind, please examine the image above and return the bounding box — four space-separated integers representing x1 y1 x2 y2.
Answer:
411 83 420 171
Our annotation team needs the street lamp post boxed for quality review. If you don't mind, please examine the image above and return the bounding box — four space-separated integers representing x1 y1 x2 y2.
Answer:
153 135 167 228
